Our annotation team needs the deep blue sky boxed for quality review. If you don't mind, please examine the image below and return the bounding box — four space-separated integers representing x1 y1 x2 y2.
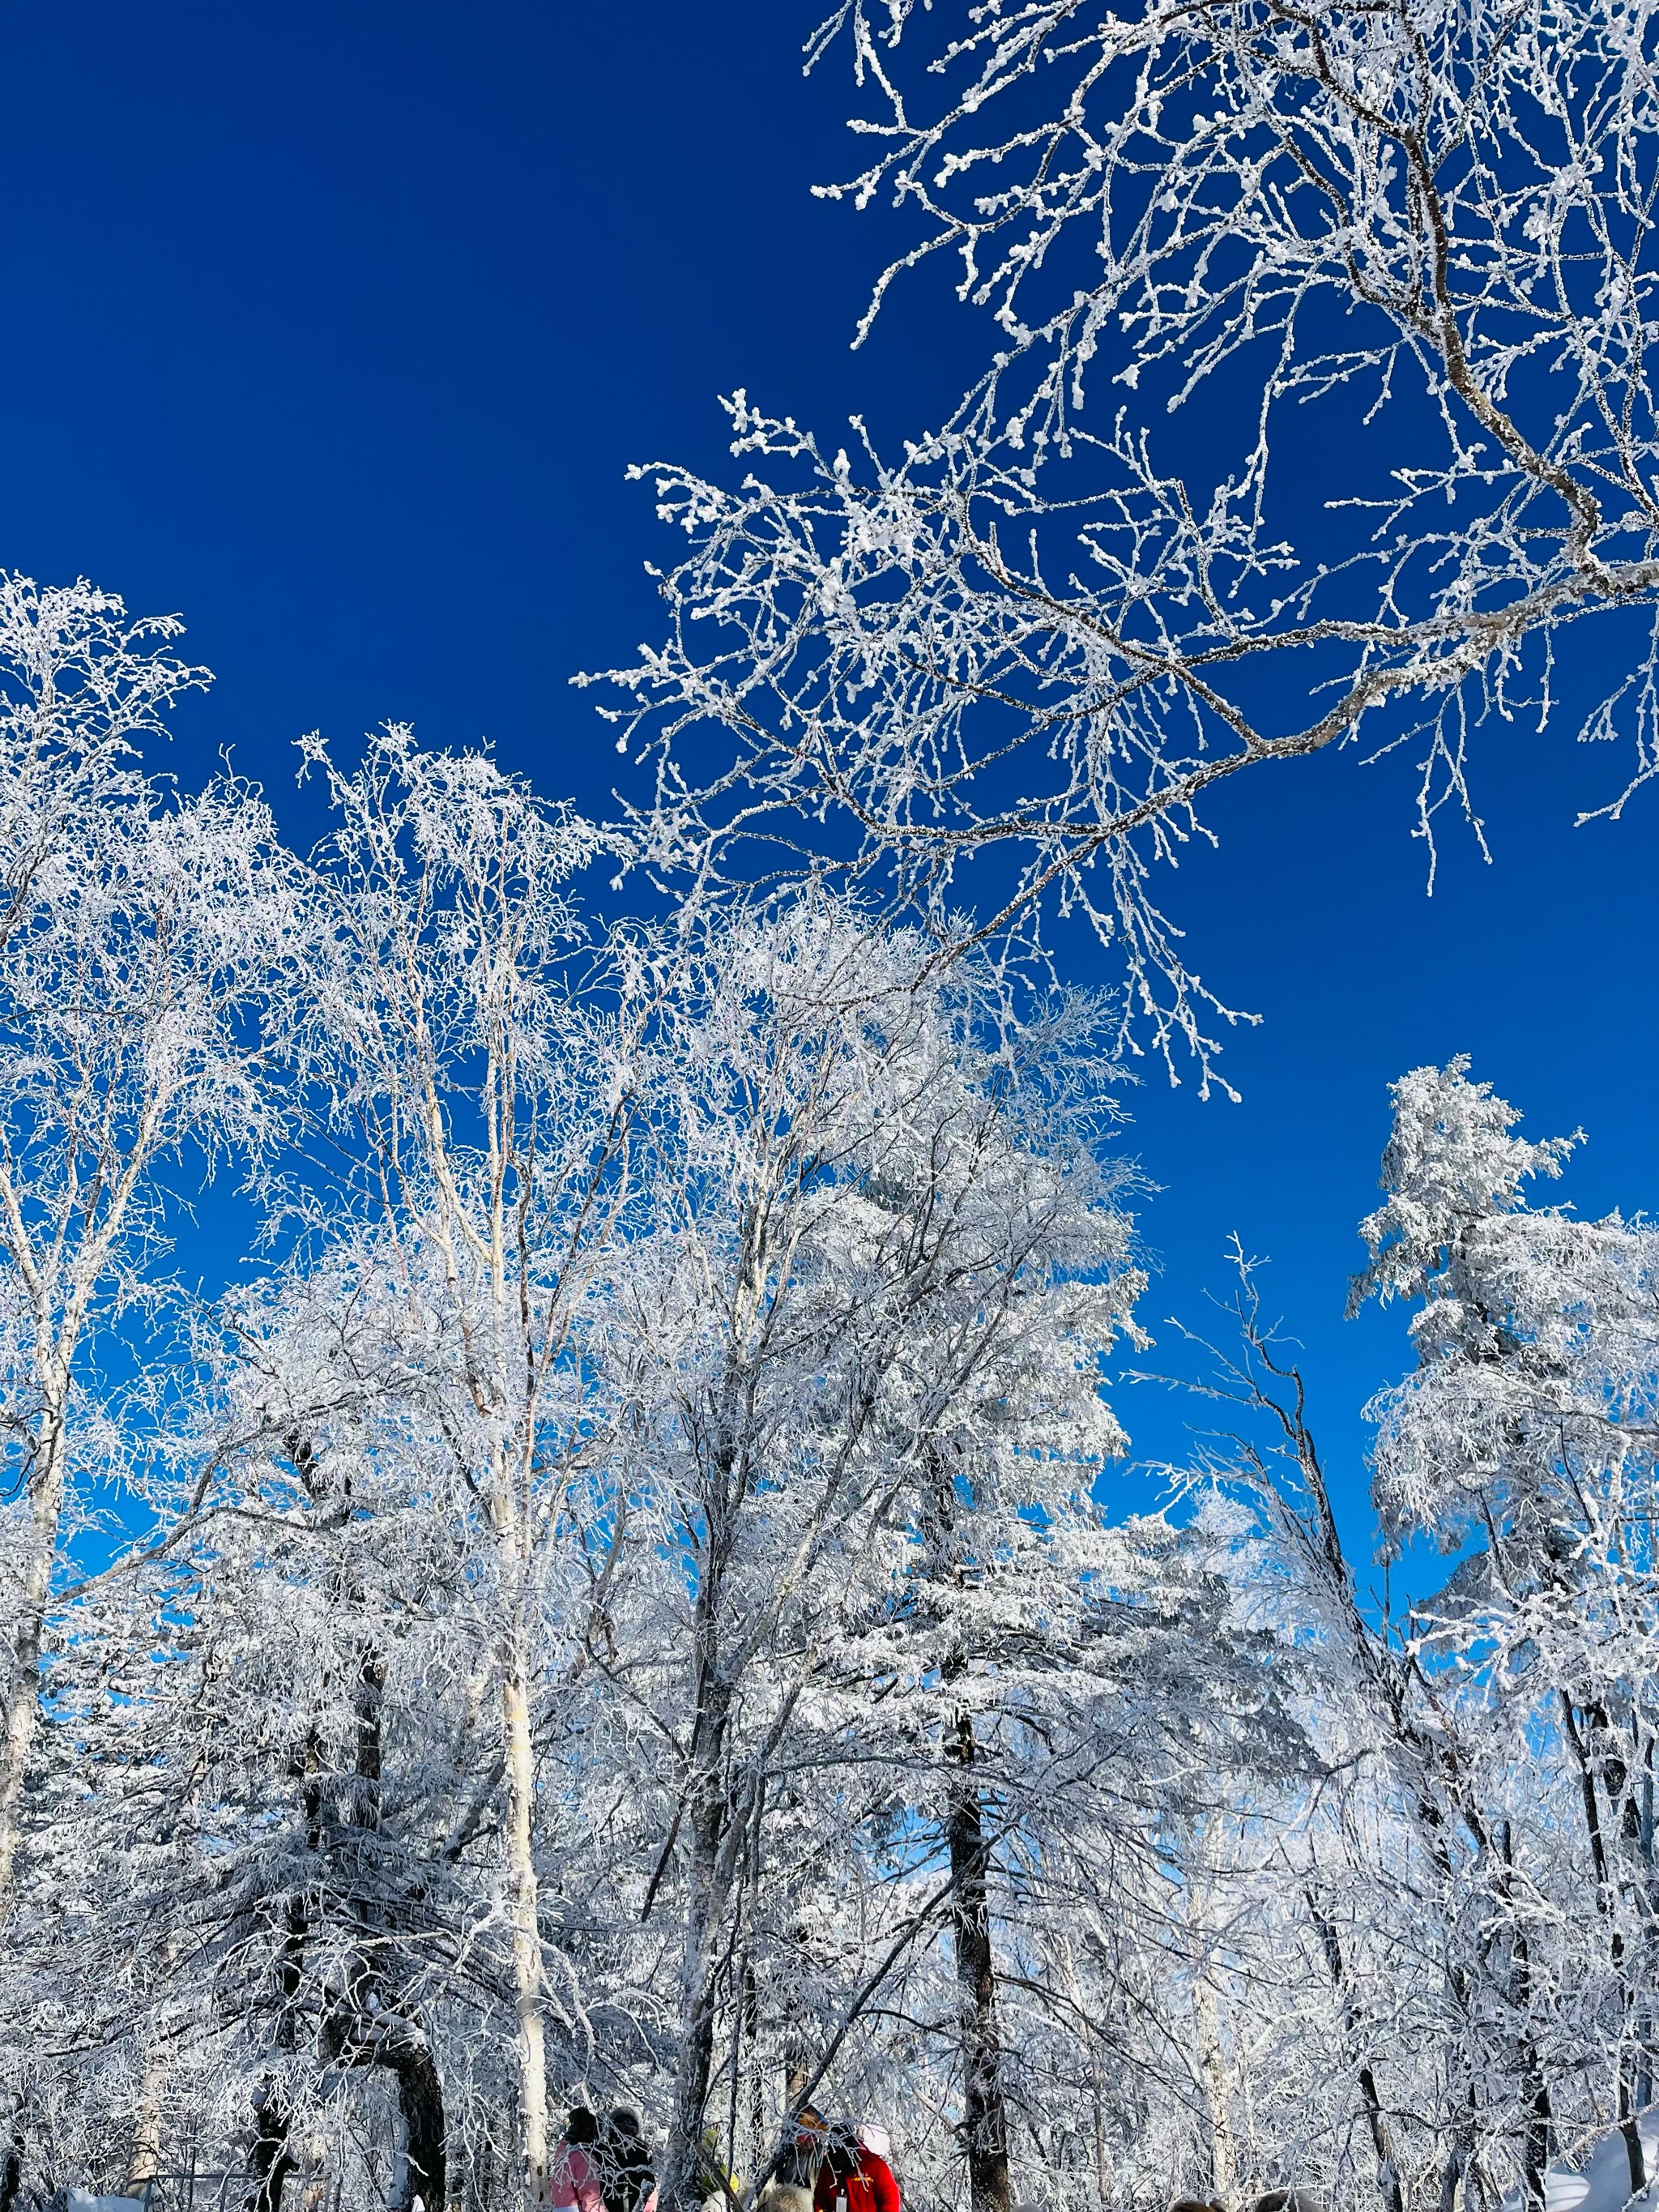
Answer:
2 0 1653 1577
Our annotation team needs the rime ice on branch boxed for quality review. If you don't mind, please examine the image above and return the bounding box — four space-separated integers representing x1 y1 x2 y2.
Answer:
590 0 1659 1085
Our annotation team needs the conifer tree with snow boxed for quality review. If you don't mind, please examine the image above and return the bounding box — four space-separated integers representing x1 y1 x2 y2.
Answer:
1354 1060 1659 2205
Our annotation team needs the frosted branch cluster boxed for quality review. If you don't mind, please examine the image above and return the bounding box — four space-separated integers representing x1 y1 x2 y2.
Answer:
591 0 1659 1079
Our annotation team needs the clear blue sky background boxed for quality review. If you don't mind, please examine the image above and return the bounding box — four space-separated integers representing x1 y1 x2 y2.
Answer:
2 0 1652 1582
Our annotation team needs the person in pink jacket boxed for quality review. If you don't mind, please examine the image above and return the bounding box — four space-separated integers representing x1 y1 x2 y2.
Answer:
551 2110 605 2212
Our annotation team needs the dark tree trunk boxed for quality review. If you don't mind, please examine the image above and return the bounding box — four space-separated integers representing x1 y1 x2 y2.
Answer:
384 2029 447 2212
946 1711 1010 2212
1563 1697 1647 2198
249 2088 300 2212
1602 1715 1654 2197
663 1743 734 2212
352 1641 386 1834
1492 1825 1552 2211
260 1890 306 2212
1618 2099 1646 2201
1307 1894 1404 2212
1638 1758 1657 2117
1436 2085 1476 2212
0 2091 24 2212
348 1632 447 2212
321 1983 447 2212
250 1727 323 2212
742 1960 766 2177
661 1505 744 2212
1523 2082 1552 2212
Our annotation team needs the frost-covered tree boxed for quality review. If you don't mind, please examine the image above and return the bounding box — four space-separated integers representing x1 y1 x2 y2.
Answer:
592 0 1659 1081
33 889 1264 2212
588 902 1154 2209
814 1125 1296 2212
1150 1061 1659 2212
272 726 629 2210
0 579 301 1905
1170 1252 1540 2212
11 727 638 2212
577 900 1296 2212
22 1351 501 2212
26 552 1659 2212
1354 1060 1659 2201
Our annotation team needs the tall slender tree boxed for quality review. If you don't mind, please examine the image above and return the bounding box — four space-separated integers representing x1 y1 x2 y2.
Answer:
0 579 299 1904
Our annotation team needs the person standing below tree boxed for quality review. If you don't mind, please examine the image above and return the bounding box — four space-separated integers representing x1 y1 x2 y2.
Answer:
551 2110 605 2212
812 2123 900 2212
599 2109 659 2212
758 2107 830 2212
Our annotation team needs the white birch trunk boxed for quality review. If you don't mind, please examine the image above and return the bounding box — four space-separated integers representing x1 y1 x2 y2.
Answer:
1194 1965 1237 2204
502 1646 548 2208
128 2034 168 2190
0 1399 67 1906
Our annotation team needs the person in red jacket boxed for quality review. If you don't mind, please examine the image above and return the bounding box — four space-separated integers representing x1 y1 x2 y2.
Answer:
812 2124 900 2212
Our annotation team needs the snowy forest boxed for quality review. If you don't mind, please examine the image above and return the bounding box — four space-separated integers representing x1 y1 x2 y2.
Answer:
8 0 1659 2210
